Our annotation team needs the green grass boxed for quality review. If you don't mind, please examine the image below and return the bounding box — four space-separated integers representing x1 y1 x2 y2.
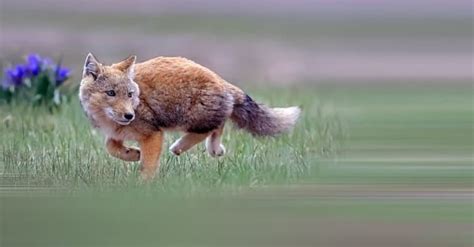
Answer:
1 85 472 190
0 87 344 191
1 85 473 247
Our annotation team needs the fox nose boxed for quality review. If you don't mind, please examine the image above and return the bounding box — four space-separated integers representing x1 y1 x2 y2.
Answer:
124 113 134 120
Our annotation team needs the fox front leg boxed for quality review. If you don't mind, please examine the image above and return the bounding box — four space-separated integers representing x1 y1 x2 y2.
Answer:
105 138 141 162
138 131 164 180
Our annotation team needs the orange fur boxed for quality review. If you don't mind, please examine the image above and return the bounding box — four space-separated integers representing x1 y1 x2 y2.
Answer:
79 53 300 180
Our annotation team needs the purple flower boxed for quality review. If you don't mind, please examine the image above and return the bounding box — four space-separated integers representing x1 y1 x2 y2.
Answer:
2 65 26 89
26 53 42 76
55 66 70 86
2 54 72 92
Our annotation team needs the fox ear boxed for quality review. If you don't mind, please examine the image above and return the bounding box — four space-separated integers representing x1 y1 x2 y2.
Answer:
83 53 101 80
114 55 136 79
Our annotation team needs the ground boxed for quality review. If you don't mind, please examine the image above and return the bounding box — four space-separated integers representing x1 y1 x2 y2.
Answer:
1 85 472 247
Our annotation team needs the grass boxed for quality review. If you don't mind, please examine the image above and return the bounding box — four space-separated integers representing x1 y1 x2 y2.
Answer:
0 87 343 191
1 85 473 247
1 85 472 190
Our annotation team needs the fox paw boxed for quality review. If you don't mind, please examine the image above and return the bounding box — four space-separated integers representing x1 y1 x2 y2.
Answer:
207 143 226 157
123 147 141 161
169 143 183 156
138 166 157 181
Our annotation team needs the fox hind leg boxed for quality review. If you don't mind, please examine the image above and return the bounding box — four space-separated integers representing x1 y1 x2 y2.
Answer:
170 132 211 156
205 125 226 157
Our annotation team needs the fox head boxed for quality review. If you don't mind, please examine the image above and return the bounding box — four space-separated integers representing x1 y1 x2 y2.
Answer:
79 53 140 125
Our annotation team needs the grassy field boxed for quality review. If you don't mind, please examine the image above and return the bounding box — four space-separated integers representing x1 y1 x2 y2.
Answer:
0 87 340 189
1 85 472 246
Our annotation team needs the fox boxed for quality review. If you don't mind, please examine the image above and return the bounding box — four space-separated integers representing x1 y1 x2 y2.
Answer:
79 53 301 179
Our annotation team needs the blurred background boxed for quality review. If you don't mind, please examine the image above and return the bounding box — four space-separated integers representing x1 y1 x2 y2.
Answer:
1 0 471 85
1 1 473 247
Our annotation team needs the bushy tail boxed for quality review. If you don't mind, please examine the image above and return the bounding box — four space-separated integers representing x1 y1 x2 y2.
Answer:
230 94 301 136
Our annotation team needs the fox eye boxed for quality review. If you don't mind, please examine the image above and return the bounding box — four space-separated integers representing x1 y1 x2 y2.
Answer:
105 90 116 97
128 92 133 98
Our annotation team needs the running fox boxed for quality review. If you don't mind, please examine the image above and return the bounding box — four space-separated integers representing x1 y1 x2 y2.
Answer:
79 53 300 179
